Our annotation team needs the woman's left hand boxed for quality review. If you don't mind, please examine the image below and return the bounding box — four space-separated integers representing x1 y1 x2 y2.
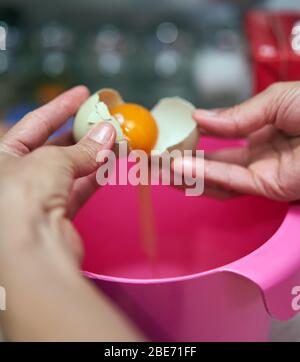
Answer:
0 86 141 341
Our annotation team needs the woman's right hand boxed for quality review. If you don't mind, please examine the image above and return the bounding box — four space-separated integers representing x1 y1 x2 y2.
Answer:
174 82 300 201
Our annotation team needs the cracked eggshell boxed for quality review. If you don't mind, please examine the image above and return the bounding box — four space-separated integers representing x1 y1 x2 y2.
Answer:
73 88 199 156
151 97 199 155
73 88 125 143
98 88 123 109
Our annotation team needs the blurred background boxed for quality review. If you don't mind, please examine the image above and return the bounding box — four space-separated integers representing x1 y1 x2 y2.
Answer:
0 0 300 134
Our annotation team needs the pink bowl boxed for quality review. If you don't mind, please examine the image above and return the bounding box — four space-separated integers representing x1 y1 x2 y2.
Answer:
74 137 300 341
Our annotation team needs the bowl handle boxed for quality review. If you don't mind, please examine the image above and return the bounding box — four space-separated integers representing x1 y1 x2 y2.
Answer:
223 202 300 320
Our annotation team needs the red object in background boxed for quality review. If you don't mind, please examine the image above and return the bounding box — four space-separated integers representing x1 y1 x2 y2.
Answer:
246 11 300 94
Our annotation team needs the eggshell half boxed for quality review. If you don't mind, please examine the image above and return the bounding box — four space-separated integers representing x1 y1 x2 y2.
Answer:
73 89 124 142
151 97 199 154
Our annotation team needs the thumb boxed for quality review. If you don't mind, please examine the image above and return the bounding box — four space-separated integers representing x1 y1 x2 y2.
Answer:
193 82 290 138
64 122 116 178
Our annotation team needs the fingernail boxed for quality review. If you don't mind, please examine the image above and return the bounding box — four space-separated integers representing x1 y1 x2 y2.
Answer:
88 122 114 144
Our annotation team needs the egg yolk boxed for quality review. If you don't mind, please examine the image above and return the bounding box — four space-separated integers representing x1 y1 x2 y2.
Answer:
110 103 158 154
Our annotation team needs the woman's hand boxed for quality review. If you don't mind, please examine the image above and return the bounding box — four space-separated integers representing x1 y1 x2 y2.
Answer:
0 86 142 341
0 86 115 264
173 82 300 201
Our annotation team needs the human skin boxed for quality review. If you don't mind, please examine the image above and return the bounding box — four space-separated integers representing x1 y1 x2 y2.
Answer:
0 86 142 341
1 81 300 340
173 82 300 201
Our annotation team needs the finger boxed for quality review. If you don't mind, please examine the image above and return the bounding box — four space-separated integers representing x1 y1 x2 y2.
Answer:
46 130 74 146
175 156 260 196
249 125 278 145
26 122 115 196
63 122 116 178
193 82 291 138
198 108 232 137
172 182 238 199
170 158 237 199
170 158 238 199
206 146 251 166
1 86 89 156
204 159 259 195
68 172 99 218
